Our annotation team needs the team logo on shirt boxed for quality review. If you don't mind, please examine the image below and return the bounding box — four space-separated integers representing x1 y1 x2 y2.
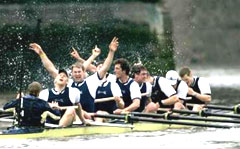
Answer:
97 91 107 95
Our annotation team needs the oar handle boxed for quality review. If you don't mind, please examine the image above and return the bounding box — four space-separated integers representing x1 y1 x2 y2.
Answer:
187 103 240 114
94 97 115 103
94 92 149 103
60 93 150 110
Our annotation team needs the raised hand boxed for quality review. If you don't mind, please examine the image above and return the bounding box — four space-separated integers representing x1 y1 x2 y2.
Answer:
92 45 101 57
70 47 81 60
29 43 43 55
109 37 119 52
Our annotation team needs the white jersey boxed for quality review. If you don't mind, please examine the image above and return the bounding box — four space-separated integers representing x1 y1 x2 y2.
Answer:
176 80 188 100
145 82 152 97
157 76 176 97
194 76 211 95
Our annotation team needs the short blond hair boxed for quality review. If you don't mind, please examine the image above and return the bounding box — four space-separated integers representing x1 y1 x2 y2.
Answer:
27 81 42 97
71 61 85 72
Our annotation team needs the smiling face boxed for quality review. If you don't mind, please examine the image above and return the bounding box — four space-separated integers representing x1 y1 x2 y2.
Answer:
72 66 85 83
114 64 124 79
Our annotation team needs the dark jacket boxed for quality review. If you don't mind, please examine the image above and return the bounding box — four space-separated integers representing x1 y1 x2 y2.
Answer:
4 95 57 127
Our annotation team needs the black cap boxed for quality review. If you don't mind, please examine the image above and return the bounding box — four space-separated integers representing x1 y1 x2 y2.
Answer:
59 69 69 77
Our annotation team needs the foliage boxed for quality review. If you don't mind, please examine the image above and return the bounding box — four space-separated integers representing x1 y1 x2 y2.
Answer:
0 19 174 92
0 0 161 4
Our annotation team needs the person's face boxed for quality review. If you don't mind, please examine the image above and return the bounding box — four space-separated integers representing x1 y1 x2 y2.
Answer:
55 72 68 86
181 74 193 86
134 70 148 83
72 66 85 82
114 64 124 79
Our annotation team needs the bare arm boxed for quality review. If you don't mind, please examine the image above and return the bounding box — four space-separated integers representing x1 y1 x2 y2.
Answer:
161 95 179 105
70 47 85 63
114 98 140 114
114 96 124 109
76 103 88 125
71 47 98 73
123 99 140 112
98 37 119 79
188 88 211 104
29 43 58 79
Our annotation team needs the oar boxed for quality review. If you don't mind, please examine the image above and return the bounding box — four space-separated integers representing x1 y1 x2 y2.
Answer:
93 113 231 129
131 112 240 124
0 108 14 118
95 92 149 103
158 109 240 119
187 103 240 114
60 92 150 110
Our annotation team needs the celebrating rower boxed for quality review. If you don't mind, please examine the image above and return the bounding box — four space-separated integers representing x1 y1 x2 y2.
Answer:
94 61 124 122
29 37 119 117
38 69 87 127
179 67 212 111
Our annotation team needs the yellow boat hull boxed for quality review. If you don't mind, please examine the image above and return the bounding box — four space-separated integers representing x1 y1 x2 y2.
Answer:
0 122 188 139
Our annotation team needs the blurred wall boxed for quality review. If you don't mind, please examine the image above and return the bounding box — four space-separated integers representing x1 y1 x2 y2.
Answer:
165 0 240 68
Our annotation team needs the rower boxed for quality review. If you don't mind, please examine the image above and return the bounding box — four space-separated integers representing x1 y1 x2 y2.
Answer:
113 58 142 114
3 81 58 127
38 69 87 127
179 67 211 111
144 72 184 113
94 61 124 122
29 37 119 118
131 64 152 112
165 70 188 109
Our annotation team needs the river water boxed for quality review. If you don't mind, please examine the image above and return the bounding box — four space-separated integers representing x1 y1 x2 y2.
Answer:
0 67 240 149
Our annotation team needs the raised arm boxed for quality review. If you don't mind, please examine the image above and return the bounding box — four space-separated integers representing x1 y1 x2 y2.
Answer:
29 43 58 79
70 47 85 63
98 37 119 79
70 47 99 73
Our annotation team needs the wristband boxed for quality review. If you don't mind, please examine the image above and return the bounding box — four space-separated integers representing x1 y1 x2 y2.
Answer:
40 53 46 58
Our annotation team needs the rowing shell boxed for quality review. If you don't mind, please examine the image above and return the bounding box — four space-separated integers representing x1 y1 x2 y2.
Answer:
0 121 188 139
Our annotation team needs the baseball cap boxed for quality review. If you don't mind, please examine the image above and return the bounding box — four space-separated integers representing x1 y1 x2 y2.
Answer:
59 69 69 77
166 70 179 85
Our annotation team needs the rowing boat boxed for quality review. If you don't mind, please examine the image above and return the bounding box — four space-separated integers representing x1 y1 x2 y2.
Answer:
1 105 238 139
0 121 188 139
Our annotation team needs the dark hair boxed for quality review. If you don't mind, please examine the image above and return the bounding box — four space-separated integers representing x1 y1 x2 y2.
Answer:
179 67 191 77
131 64 147 78
114 58 130 75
